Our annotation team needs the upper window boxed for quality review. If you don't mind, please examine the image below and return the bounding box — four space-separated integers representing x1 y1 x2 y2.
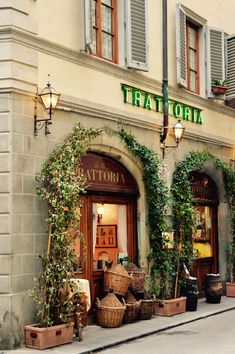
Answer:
176 3 235 106
176 5 203 94
90 0 117 62
186 22 199 94
84 0 149 71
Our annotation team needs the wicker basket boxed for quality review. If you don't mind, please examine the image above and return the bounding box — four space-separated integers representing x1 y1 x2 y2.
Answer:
104 263 132 296
96 292 126 328
125 263 145 294
139 299 154 320
123 291 140 323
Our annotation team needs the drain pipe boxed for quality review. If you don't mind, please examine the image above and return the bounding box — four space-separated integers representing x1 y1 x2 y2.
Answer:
160 0 169 148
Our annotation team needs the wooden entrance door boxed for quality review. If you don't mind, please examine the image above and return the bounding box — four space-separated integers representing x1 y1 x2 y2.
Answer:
190 172 219 297
78 194 137 321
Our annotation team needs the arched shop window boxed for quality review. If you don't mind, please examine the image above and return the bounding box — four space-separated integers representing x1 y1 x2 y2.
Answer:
190 171 219 296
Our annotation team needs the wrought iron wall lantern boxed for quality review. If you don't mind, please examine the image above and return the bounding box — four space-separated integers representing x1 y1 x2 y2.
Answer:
97 204 105 224
160 119 185 158
34 79 61 136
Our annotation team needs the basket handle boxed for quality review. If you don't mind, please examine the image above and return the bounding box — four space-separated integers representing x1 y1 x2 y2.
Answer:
96 298 101 308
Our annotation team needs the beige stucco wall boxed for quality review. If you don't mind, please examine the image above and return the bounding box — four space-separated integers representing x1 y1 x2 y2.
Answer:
37 48 235 147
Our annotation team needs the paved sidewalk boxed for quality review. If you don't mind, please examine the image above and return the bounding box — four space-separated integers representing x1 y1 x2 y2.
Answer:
6 297 235 354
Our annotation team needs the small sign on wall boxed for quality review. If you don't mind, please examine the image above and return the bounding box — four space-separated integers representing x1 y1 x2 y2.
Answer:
96 225 117 248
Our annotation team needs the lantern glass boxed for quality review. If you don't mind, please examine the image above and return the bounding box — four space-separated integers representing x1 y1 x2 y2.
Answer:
173 120 185 142
97 205 105 215
39 83 60 114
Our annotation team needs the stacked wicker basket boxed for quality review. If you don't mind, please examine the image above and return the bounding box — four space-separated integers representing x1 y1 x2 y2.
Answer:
139 298 154 320
96 264 132 328
96 290 126 328
123 291 140 323
103 263 133 296
125 263 146 294
125 263 154 320
96 262 153 327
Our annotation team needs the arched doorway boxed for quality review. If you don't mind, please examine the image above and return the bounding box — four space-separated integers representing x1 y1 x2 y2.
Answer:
73 152 139 321
190 172 219 296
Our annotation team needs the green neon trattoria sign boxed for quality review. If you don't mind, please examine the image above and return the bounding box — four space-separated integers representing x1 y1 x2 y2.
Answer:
121 84 203 124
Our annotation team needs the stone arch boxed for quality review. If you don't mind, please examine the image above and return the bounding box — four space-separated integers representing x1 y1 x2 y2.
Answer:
196 161 230 280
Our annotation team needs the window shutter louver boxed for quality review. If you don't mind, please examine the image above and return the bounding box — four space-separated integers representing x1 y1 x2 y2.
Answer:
125 0 149 71
225 34 235 104
206 27 225 97
84 0 93 53
176 4 187 87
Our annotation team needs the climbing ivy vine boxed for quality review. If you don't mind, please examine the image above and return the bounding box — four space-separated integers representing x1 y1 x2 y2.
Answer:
31 124 102 326
116 128 173 299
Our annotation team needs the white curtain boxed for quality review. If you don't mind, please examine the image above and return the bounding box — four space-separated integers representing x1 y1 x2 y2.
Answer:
117 205 127 253
92 203 97 255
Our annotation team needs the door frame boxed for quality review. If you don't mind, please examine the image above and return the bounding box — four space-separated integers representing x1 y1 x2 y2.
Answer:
190 172 219 296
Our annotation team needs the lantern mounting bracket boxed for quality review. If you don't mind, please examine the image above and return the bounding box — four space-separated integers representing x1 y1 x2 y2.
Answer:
34 94 52 136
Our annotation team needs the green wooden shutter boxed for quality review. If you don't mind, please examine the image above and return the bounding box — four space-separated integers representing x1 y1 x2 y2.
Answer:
176 4 187 87
125 0 149 71
225 34 235 105
206 27 225 98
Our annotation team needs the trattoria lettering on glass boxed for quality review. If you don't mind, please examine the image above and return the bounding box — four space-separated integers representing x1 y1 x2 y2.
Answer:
121 84 203 125
79 168 125 184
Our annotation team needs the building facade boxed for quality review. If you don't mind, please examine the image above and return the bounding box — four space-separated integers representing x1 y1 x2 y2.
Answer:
0 0 235 349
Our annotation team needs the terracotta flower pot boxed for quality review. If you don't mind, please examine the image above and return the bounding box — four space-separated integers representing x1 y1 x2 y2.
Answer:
226 282 235 297
153 297 186 316
211 85 228 95
24 322 74 350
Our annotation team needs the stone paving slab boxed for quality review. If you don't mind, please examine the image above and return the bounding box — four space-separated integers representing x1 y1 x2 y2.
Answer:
6 297 235 354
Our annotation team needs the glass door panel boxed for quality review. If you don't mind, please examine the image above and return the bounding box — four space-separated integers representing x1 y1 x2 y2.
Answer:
193 205 213 258
92 203 127 270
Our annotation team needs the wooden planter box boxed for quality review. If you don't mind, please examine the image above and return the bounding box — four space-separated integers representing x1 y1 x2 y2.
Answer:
226 282 235 297
153 297 186 316
24 322 74 350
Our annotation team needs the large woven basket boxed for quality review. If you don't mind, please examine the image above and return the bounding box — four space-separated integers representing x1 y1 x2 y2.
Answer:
104 263 132 296
123 291 140 323
125 263 145 294
139 299 154 320
96 292 126 328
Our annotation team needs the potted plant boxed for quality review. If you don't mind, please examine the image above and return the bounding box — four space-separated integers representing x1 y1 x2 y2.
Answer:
150 230 188 317
151 162 199 317
211 79 229 95
25 224 79 350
